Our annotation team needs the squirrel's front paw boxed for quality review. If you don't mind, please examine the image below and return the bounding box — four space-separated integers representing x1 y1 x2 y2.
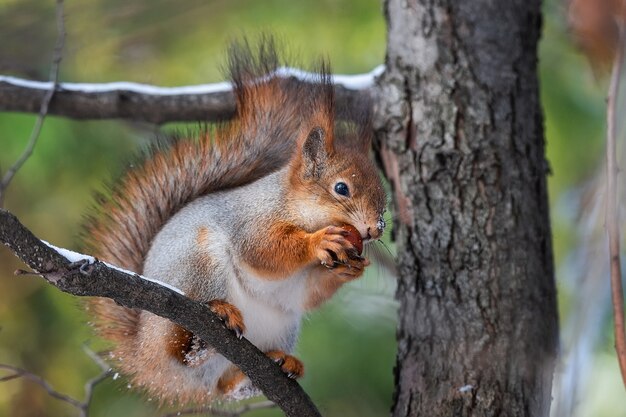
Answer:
207 300 246 339
331 256 370 281
310 226 359 266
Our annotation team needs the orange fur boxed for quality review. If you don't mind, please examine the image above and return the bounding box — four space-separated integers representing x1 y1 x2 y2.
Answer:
241 222 361 280
196 226 210 246
241 221 315 279
569 0 626 69
190 227 215 281
165 324 195 364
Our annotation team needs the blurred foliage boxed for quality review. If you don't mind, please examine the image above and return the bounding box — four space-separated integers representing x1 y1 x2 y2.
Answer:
0 0 623 416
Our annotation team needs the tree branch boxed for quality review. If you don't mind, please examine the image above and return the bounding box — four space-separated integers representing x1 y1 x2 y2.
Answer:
80 346 112 417
0 66 382 125
1 346 111 417
1 344 272 417
0 208 321 417
0 364 84 409
0 0 65 207
605 23 626 389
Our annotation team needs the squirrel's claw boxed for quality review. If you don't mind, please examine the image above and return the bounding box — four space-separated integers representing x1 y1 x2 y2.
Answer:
327 255 369 280
233 327 244 340
271 355 286 366
345 247 361 261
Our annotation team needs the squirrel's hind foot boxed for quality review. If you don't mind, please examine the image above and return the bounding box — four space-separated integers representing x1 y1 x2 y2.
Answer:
266 350 304 379
207 299 246 339
217 349 304 399
330 255 370 281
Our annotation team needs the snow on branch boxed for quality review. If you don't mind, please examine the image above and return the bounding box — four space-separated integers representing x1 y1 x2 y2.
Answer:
0 66 383 125
0 208 321 417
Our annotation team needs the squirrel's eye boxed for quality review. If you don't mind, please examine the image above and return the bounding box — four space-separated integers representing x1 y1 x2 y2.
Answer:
334 182 350 197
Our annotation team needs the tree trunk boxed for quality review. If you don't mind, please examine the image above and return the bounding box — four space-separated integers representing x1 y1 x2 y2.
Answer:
374 1 559 416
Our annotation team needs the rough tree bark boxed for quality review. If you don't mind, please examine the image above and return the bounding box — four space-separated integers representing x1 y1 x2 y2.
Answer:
374 1 559 416
0 73 372 124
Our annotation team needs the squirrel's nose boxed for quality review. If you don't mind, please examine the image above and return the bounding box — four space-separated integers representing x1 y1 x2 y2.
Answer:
366 216 385 240
366 226 382 240
377 216 386 232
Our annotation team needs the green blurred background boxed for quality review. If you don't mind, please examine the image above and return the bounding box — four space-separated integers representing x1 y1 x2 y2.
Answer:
0 0 623 416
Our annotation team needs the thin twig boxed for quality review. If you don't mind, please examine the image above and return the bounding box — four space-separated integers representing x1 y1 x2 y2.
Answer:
82 345 111 373
80 346 112 417
0 364 84 409
0 348 112 417
161 400 277 417
0 0 66 207
79 371 111 417
605 22 626 389
2 350 270 417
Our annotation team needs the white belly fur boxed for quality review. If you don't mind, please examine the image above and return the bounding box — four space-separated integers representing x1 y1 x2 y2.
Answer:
228 264 307 353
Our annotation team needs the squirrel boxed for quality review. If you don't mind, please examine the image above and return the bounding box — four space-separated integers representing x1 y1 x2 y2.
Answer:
84 38 387 404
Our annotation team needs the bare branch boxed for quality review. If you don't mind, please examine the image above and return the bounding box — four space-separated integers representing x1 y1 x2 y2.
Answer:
0 0 66 207
82 345 111 373
0 342 269 417
79 346 112 417
0 208 322 417
1 360 110 417
605 22 626 389
160 400 277 417
79 370 111 417
0 364 83 409
0 66 382 125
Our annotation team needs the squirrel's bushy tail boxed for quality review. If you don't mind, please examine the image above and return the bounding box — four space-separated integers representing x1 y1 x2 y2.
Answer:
84 38 334 373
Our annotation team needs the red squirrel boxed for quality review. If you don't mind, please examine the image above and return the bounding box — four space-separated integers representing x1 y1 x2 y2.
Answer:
84 39 387 404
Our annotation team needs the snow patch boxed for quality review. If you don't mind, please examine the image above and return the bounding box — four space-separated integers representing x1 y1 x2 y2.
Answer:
459 384 474 393
274 65 385 90
0 65 384 97
42 240 95 264
0 75 231 95
42 240 184 295
333 65 385 89
102 261 184 295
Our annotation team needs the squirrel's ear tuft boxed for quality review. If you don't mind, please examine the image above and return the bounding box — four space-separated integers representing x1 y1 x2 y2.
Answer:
302 127 330 179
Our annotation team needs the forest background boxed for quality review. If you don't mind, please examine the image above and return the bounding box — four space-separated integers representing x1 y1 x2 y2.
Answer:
0 0 621 416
